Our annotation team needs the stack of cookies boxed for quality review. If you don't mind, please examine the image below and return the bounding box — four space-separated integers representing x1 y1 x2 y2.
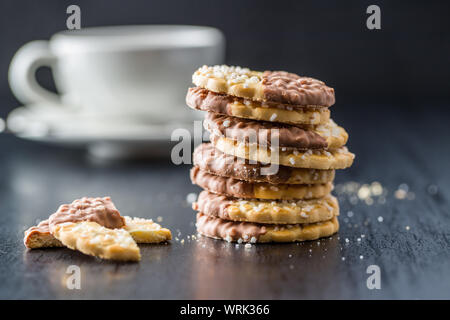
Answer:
187 65 354 244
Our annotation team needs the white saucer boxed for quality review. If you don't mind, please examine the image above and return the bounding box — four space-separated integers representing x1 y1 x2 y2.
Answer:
7 103 196 159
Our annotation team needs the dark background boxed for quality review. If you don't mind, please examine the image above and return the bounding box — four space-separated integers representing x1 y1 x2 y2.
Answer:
0 0 449 119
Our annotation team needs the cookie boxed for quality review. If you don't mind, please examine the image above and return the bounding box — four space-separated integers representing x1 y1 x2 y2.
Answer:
187 87 330 126
52 221 141 261
24 216 171 249
123 216 172 243
192 65 335 107
24 220 63 249
196 212 339 243
194 191 338 224
204 112 348 150
191 167 333 200
48 196 125 233
193 143 335 184
211 135 355 169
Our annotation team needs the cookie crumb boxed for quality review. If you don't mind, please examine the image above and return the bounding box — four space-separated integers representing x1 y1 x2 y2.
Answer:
270 113 277 121
186 193 198 204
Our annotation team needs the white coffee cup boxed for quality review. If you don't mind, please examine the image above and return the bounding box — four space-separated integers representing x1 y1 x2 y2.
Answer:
9 25 225 123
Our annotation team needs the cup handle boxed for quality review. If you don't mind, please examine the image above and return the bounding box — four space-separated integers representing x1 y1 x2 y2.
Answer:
8 40 60 105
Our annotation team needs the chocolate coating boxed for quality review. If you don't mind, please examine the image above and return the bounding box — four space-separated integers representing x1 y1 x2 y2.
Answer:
186 87 233 114
186 86 327 114
193 191 233 220
48 196 125 231
196 212 267 241
262 71 335 107
191 166 254 198
204 112 327 149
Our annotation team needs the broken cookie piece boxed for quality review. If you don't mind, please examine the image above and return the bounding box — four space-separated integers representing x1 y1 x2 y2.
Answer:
23 196 172 261
52 221 141 261
123 216 172 243
24 220 63 249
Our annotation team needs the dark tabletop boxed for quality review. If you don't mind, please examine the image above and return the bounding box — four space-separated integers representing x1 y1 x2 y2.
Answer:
0 104 449 300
